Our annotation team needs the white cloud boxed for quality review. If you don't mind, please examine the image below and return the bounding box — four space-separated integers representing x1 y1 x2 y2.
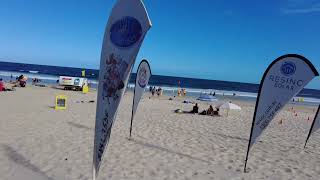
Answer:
282 7 320 14
282 0 320 14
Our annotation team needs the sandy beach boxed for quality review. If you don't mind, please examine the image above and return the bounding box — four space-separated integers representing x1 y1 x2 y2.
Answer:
0 85 320 180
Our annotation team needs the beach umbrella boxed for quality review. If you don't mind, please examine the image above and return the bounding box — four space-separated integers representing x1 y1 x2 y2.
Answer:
218 102 241 116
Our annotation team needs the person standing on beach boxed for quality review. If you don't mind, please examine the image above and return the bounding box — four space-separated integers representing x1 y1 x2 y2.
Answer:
151 86 155 96
157 87 162 96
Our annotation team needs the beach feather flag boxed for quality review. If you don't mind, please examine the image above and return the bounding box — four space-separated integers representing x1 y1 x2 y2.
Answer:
244 54 319 172
129 59 151 138
93 0 152 179
304 105 320 148
82 70 86 77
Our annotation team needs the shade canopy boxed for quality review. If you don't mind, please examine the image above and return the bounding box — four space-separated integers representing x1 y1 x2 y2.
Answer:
218 102 241 110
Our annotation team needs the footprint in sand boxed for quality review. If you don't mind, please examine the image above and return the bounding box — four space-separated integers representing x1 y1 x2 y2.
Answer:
149 170 156 176
284 168 292 173
193 171 198 176
220 148 226 153
260 159 267 163
304 173 312 178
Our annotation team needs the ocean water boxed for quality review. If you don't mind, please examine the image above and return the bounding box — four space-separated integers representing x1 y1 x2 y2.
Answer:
0 61 320 105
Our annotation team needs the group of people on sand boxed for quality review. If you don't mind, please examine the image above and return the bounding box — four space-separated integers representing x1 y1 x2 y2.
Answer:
150 86 162 97
177 88 187 96
208 91 236 97
189 103 220 116
12 75 27 87
0 74 29 92
32 78 41 85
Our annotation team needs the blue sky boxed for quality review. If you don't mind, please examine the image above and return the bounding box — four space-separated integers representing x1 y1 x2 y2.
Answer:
0 0 320 88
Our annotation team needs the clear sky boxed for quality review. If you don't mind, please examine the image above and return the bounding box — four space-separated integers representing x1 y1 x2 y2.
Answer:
0 0 320 88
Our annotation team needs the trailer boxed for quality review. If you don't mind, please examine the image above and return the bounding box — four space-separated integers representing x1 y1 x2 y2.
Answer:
59 76 88 91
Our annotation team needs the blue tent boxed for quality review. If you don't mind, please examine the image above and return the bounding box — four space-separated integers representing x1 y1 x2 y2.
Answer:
197 93 218 102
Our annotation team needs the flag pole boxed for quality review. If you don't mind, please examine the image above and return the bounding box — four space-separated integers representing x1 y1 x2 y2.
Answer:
129 111 134 138
129 65 138 139
304 105 320 149
92 164 96 180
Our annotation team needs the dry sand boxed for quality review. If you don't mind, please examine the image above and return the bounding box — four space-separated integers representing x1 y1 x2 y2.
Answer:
0 86 320 180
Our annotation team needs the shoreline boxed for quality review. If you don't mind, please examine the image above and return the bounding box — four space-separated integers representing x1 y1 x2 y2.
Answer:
1 70 319 108
1 70 320 103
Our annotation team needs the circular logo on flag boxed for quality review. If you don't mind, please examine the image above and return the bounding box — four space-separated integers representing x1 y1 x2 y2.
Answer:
280 62 296 76
110 16 142 48
138 67 148 88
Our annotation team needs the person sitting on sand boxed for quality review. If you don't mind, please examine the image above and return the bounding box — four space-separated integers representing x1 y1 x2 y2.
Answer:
190 103 199 114
213 107 220 116
0 79 15 91
207 105 214 115
13 75 27 87
199 105 214 115
0 79 5 91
